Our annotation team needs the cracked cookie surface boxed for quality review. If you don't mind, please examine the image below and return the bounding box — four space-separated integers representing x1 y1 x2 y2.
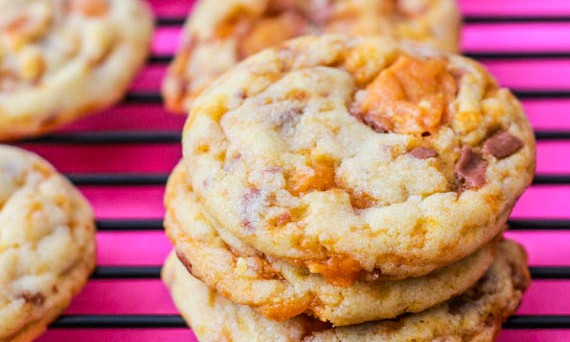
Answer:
162 0 460 113
0 0 154 140
162 239 530 342
182 35 536 280
0 146 95 341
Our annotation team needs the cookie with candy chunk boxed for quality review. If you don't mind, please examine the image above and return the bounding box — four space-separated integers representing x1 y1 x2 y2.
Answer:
162 0 460 113
182 35 536 280
162 239 530 341
0 146 95 341
165 161 498 325
0 0 154 140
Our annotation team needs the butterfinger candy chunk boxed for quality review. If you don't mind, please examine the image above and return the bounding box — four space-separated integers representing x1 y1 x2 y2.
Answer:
356 55 457 134
0 146 95 341
183 35 536 279
163 0 460 113
0 0 154 140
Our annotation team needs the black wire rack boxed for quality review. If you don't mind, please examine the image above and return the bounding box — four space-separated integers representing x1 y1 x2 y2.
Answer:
37 9 570 335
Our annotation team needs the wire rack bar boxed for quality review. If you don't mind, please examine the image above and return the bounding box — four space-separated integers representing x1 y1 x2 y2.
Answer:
94 218 570 232
63 173 570 186
89 266 570 280
149 52 570 64
49 314 570 329
93 219 570 232
155 16 570 27
96 219 164 231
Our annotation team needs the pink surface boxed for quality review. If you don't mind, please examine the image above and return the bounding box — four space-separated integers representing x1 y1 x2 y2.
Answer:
38 330 570 342
147 0 195 17
81 186 165 219
523 100 570 130
485 60 570 89
96 232 171 266
21 145 181 173
16 141 570 174
38 330 197 342
39 0 570 340
152 25 570 54
513 186 570 219
459 0 570 16
129 61 570 93
95 230 570 267
462 24 570 52
62 105 185 132
34 330 570 342
57 278 570 316
73 185 570 220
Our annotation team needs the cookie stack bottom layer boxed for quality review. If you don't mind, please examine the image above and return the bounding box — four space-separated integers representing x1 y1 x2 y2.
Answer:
163 239 530 342
166 162 503 326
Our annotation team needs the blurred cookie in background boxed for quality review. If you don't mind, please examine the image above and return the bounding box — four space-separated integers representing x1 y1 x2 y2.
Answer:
0 0 154 140
0 145 96 341
162 0 460 114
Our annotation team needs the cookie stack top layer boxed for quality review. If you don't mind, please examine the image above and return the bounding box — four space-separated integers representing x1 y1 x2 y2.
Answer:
163 0 460 113
181 35 536 281
0 0 154 140
0 145 96 341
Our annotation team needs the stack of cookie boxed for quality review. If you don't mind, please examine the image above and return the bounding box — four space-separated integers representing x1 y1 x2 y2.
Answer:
162 34 536 341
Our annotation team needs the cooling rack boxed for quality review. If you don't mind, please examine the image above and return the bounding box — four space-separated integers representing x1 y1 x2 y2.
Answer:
20 0 570 340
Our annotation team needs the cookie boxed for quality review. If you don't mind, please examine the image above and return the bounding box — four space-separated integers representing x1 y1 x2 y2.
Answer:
162 239 530 342
162 0 460 113
0 0 154 140
165 162 497 325
182 35 536 280
0 146 96 341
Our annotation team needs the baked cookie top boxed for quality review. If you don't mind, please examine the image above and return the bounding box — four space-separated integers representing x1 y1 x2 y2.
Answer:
163 0 460 113
182 35 536 281
162 239 530 342
0 0 154 140
0 146 96 341
165 162 496 325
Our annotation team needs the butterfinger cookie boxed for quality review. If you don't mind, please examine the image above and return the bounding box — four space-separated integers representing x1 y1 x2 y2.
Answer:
182 35 536 281
162 0 460 113
165 162 497 325
163 239 530 342
0 146 96 341
0 0 154 140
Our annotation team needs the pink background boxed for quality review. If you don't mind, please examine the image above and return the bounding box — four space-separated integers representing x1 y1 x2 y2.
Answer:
22 0 570 340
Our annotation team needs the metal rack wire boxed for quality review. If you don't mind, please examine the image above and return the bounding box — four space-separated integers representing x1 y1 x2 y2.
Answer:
36 8 570 337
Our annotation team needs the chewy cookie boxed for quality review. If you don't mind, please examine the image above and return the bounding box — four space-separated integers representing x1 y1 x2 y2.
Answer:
0 0 154 140
0 146 96 341
165 162 497 325
163 239 530 342
163 0 460 113
182 35 536 281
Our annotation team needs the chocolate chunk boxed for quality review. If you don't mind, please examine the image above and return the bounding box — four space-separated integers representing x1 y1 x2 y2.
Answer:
409 147 438 159
455 146 488 188
483 131 524 159
19 292 45 306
